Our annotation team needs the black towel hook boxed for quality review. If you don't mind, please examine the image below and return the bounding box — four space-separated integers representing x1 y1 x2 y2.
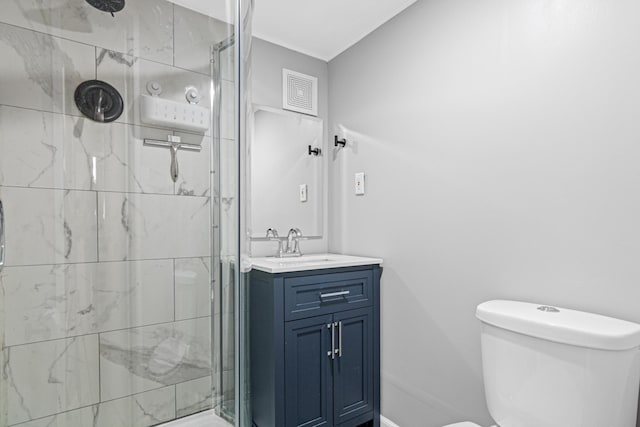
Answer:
308 145 322 156
334 135 347 147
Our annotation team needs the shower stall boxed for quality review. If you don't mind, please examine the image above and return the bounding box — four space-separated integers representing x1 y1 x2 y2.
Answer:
0 0 251 426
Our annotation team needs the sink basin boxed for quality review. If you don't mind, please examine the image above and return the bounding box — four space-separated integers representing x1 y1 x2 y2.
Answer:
267 255 337 265
250 253 383 273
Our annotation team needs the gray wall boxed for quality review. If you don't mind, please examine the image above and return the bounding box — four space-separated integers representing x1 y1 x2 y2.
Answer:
328 0 640 425
251 38 330 256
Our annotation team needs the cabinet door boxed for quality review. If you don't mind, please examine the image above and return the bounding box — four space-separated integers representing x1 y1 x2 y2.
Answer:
333 308 374 425
285 314 334 427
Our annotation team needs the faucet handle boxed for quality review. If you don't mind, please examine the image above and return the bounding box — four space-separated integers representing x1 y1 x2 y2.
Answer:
266 228 279 239
288 228 302 237
267 228 285 257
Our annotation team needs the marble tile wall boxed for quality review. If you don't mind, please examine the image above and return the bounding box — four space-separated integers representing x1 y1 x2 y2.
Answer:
0 1 234 426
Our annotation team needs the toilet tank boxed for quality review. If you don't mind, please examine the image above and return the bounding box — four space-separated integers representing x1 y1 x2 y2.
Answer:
476 300 640 427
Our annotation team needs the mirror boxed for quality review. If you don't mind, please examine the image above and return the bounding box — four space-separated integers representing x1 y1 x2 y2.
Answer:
250 105 323 238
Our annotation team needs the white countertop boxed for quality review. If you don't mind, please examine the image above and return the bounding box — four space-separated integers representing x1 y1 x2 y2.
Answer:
250 253 383 273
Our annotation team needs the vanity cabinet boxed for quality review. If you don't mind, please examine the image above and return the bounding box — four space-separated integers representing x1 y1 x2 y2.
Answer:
250 264 381 427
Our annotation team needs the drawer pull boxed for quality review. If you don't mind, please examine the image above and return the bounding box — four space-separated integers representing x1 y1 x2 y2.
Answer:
319 290 350 299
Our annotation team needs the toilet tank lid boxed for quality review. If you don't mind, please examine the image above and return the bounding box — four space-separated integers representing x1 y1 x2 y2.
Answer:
476 300 640 351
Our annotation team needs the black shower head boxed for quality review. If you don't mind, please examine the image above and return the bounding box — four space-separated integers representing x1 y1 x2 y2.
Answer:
85 0 125 16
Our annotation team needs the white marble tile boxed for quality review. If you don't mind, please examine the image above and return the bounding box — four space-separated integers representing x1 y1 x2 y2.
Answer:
174 5 233 77
97 49 213 133
96 386 175 427
221 80 236 140
97 192 210 261
220 45 235 83
100 317 211 401
0 187 97 266
0 106 65 189
3 335 100 425
219 139 238 258
9 407 97 427
0 23 95 116
175 257 211 320
0 106 174 194
12 386 176 427
0 0 173 65
1 260 174 347
212 255 221 316
176 375 213 418
69 118 175 194
175 132 211 197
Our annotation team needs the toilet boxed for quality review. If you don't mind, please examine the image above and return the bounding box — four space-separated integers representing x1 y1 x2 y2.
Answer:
444 300 640 427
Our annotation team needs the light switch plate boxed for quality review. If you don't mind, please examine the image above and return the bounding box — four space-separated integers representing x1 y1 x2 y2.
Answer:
299 184 308 202
355 172 365 195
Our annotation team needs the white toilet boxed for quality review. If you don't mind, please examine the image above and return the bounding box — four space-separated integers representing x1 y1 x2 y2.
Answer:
444 300 640 427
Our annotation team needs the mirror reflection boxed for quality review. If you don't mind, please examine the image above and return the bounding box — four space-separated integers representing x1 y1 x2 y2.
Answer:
250 106 323 238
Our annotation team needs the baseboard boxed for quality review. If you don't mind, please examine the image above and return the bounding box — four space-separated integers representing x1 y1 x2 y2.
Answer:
381 415 400 427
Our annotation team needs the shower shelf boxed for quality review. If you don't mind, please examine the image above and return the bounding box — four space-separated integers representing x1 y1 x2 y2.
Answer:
140 94 210 133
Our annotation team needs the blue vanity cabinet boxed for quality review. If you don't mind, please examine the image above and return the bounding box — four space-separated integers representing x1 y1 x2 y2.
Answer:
250 264 382 427
284 314 334 427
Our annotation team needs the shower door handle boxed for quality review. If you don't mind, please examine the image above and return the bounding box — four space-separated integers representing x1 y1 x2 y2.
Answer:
0 200 5 272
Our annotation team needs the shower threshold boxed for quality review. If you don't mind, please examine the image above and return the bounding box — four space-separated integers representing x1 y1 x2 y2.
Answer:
161 409 232 427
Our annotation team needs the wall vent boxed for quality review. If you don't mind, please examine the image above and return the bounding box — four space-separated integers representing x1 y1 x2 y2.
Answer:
282 68 318 116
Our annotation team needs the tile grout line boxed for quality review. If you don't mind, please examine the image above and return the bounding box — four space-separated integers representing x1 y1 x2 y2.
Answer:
95 191 100 263
0 21 235 81
97 332 102 404
174 384 178 419
0 184 213 199
0 255 213 268
172 3 176 68
0 254 215 269
6 377 212 427
3 315 213 350
0 103 227 140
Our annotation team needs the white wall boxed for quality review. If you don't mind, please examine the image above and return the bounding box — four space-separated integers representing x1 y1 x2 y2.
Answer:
251 38 330 256
328 0 640 425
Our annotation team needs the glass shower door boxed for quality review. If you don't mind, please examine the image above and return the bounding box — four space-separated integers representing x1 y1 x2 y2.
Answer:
0 0 248 426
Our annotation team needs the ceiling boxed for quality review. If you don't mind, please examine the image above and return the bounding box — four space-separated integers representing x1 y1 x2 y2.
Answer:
168 0 417 61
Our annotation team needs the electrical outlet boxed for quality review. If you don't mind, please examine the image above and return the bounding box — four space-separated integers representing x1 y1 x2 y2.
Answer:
355 172 365 195
299 184 308 202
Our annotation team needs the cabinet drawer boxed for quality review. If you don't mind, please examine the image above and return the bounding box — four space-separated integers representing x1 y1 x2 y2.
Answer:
284 270 373 321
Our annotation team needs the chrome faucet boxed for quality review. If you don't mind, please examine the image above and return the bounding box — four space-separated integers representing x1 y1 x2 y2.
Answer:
284 228 303 257
265 227 303 257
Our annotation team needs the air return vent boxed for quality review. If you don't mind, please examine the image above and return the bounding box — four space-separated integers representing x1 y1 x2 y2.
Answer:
282 68 318 116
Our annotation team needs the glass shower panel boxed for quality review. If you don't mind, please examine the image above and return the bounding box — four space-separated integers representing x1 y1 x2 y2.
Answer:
0 0 243 426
